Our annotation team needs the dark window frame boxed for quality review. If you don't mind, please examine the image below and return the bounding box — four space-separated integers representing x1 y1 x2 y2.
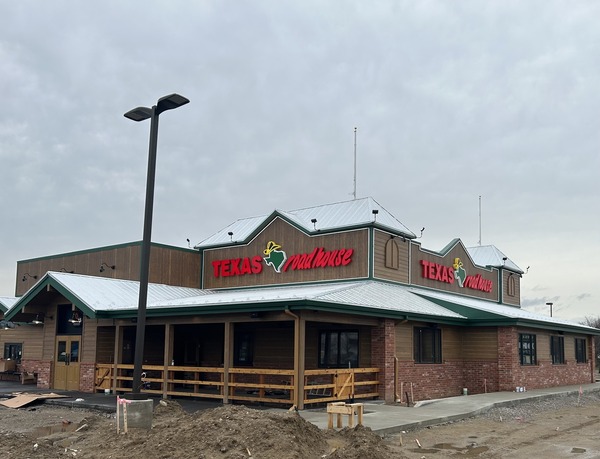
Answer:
413 327 442 364
318 330 359 368
519 333 537 365
550 335 565 364
3 342 22 363
575 338 587 364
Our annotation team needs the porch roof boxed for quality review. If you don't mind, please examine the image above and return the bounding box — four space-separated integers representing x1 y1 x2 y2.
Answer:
412 289 600 334
0 296 18 314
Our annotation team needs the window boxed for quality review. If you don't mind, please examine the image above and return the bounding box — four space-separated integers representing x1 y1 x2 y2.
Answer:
234 332 254 366
575 338 587 363
319 330 359 368
550 336 565 364
3 343 22 363
507 275 516 297
414 327 442 364
519 333 537 365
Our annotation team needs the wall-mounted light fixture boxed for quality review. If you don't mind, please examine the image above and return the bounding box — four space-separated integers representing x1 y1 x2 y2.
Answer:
22 273 38 282
68 305 82 325
31 313 52 325
60 268 74 273
99 262 115 273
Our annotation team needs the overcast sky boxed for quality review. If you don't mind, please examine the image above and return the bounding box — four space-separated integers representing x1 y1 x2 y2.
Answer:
1 1 598 321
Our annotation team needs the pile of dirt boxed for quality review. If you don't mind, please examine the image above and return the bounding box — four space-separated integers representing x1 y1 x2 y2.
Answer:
0 401 395 458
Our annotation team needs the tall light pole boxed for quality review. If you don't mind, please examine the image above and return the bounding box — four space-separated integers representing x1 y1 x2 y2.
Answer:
124 93 189 397
546 302 553 317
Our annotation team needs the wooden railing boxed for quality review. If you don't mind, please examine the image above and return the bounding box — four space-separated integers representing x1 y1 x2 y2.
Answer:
95 364 379 408
303 368 380 406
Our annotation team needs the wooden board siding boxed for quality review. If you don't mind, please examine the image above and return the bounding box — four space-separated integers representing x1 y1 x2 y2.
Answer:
0 326 44 360
16 243 200 296
81 320 97 363
373 230 410 283
203 218 369 289
410 241 499 301
395 322 498 361
502 270 521 306
462 328 498 360
95 326 115 363
395 321 413 360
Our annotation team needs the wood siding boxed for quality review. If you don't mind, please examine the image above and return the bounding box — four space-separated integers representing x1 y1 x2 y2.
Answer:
16 243 200 296
203 218 369 289
502 270 521 306
373 230 410 283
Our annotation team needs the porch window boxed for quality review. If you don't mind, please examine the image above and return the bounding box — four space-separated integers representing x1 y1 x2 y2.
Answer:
234 332 254 366
519 333 537 365
3 343 22 363
413 327 441 364
575 338 587 363
318 330 358 368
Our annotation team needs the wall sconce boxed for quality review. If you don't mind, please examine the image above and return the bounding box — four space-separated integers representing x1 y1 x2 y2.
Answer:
60 268 74 273
22 273 38 282
69 306 82 325
31 313 52 325
99 262 115 273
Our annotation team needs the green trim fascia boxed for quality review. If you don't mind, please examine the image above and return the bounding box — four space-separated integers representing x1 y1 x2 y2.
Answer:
18 241 197 264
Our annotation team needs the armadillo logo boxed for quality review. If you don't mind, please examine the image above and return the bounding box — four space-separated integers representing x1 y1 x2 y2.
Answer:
263 241 288 273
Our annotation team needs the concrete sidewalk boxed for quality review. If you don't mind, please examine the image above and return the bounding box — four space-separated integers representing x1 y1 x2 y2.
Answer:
2 381 599 435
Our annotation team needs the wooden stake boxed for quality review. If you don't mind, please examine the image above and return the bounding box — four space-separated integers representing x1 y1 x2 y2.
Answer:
116 397 120 434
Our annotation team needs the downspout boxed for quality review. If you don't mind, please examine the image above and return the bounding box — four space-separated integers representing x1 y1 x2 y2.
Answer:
284 308 303 409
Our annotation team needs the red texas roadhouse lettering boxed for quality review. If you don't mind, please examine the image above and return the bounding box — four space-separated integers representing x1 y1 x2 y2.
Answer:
283 247 353 272
420 260 454 284
212 256 263 278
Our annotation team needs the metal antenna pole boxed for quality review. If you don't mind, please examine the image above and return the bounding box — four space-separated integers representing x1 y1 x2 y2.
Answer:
353 127 357 200
478 195 482 246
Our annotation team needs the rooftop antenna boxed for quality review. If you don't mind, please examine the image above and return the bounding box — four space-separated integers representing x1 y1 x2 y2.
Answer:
353 127 357 200
478 195 482 246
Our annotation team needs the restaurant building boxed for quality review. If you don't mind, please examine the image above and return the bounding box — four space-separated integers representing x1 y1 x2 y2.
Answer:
1 197 597 408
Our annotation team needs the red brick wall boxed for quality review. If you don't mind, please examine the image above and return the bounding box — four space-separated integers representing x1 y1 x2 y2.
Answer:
79 363 96 393
371 319 396 402
18 359 51 389
497 326 594 391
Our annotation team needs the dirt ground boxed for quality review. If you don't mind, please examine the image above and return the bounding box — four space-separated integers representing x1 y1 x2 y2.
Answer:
0 392 599 458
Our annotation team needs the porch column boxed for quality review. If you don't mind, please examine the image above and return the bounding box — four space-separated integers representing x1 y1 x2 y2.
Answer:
286 309 306 409
223 321 233 404
162 324 173 399
112 324 122 393
371 318 396 403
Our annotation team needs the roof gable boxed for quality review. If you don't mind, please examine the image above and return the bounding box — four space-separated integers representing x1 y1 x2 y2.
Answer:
196 197 416 249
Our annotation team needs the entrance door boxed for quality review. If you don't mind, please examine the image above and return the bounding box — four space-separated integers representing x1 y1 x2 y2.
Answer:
54 336 81 390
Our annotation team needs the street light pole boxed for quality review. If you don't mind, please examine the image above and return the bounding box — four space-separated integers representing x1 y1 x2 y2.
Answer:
124 94 189 397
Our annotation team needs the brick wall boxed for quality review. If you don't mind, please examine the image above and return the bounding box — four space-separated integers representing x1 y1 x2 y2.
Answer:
371 319 396 402
18 359 51 389
79 362 96 393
